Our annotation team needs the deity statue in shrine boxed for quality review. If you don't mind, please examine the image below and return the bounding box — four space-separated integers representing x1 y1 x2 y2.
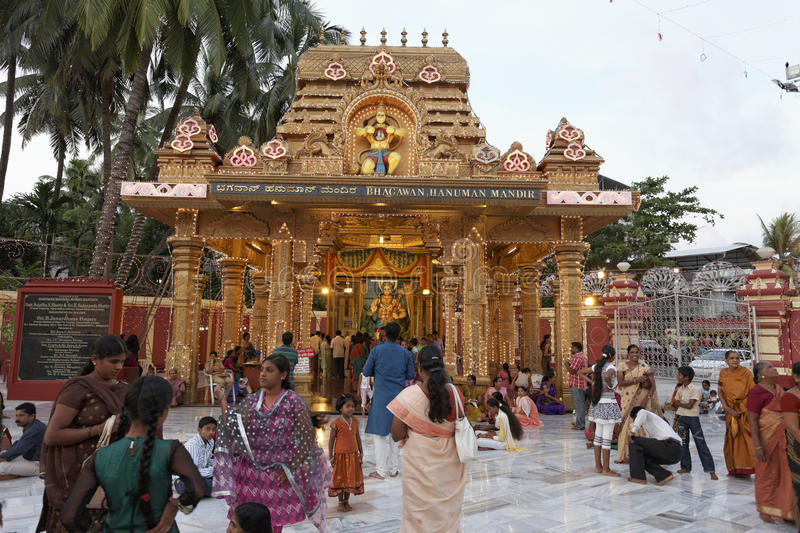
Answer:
355 105 406 175
369 281 407 327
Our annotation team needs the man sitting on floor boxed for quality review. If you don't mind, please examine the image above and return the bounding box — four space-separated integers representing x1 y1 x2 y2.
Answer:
177 416 216 496
0 403 45 479
627 406 682 486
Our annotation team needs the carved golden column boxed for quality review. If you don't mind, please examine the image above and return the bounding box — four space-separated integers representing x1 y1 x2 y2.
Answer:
166 209 205 384
496 272 517 369
459 228 488 382
518 264 543 373
424 293 433 335
485 277 499 378
251 269 268 355
185 273 208 403
218 256 247 352
293 272 316 403
265 225 294 353
551 277 563 396
440 276 460 375
553 241 589 411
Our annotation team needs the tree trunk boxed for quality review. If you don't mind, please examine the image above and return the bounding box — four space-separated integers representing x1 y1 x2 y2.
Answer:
0 52 17 204
89 43 154 279
114 75 191 288
43 135 66 276
101 76 113 187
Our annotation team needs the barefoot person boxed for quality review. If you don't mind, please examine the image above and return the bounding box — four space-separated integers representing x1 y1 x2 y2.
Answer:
584 345 621 477
718 350 755 476
361 322 414 480
626 406 681 486
748 361 795 523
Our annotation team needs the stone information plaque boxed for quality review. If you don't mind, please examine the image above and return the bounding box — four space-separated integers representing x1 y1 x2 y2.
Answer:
18 294 113 381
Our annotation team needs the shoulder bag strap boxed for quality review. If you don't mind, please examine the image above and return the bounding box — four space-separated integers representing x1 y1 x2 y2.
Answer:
448 384 464 420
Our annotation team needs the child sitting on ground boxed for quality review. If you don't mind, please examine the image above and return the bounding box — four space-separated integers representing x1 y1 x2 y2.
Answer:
328 393 364 512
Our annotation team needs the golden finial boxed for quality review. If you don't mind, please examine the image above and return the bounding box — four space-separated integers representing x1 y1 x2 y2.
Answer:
401 28 407 46
380 27 387 45
360 27 366 46
422 28 428 47
339 32 346 45
442 29 449 47
319 27 325 44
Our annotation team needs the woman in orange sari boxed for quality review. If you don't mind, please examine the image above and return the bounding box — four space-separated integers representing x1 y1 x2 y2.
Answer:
388 346 466 532
511 385 544 427
748 361 795 524
779 361 800 530
718 350 755 476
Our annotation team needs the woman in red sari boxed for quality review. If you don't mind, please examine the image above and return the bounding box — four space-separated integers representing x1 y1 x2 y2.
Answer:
747 361 795 524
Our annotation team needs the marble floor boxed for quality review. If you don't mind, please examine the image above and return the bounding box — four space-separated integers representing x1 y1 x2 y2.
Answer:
0 379 795 533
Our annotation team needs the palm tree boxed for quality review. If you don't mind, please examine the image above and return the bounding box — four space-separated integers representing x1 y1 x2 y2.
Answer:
758 212 800 280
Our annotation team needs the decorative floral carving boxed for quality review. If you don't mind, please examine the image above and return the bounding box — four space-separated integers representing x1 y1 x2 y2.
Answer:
260 138 288 160
419 64 441 84
546 191 632 206
230 143 258 167
691 261 747 293
472 141 500 164
178 117 201 136
557 122 583 143
582 272 610 296
324 61 347 81
503 149 531 172
564 142 586 161
171 133 194 152
207 124 218 143
641 267 690 296
546 129 554 148
369 51 397 75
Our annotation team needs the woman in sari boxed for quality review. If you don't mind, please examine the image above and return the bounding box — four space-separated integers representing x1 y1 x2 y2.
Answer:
214 354 331 532
512 385 543 427
779 361 800 529
484 376 507 406
616 344 662 463
535 372 565 415
540 334 552 373
748 361 795 524
498 363 513 389
167 368 187 406
718 350 755 476
37 335 129 533
460 374 485 422
388 346 466 533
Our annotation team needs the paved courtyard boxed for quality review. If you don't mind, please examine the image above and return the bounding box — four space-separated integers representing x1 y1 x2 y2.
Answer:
0 380 794 532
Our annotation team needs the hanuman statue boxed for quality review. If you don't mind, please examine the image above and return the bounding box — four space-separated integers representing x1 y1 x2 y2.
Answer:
355 104 407 175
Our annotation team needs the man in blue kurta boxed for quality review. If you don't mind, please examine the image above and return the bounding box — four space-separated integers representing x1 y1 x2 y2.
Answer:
361 321 414 479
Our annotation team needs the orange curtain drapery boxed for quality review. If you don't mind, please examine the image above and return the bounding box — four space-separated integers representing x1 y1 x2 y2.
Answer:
325 249 431 289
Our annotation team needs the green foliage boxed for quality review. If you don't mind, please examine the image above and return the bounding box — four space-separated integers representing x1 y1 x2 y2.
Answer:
0 301 13 352
758 212 800 280
586 176 722 270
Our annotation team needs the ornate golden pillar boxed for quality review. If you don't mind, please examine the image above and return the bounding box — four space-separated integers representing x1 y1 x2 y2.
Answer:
518 264 542 372
166 209 205 381
296 272 316 349
496 272 517 369
459 228 488 381
186 273 208 403
218 256 247 352
553 241 589 411
440 276 459 375
424 293 433 335
251 269 268 355
486 277 499 378
265 224 294 353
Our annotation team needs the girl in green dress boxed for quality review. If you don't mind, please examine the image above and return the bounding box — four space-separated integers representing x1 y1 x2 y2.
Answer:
61 376 205 532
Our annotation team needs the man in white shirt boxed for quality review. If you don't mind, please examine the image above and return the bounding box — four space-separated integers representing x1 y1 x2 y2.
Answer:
331 330 346 379
627 406 682 486
179 416 217 496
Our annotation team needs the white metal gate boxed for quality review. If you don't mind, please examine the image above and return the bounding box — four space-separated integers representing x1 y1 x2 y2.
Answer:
614 294 757 379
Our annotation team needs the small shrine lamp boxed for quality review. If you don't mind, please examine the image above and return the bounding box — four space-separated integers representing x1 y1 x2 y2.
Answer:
756 247 776 260
584 295 596 306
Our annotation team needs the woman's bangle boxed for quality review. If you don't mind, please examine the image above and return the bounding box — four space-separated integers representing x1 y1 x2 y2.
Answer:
755 446 764 450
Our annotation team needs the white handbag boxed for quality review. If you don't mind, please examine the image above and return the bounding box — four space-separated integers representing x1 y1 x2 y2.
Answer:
448 384 477 463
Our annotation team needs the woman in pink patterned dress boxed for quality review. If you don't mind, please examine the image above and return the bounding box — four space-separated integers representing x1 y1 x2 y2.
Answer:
214 354 331 532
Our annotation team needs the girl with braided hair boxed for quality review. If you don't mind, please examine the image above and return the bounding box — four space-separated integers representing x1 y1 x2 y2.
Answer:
61 376 205 532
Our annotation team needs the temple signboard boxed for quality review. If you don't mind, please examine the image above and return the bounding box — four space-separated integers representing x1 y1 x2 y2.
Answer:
211 182 541 201
8 279 123 400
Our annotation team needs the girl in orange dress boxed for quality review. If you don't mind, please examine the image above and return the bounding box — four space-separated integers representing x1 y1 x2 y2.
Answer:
328 393 364 512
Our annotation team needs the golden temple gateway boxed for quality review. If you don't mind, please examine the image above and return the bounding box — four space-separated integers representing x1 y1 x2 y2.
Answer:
122 33 639 405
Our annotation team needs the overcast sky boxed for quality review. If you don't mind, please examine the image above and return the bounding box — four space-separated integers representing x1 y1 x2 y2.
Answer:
6 0 798 250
